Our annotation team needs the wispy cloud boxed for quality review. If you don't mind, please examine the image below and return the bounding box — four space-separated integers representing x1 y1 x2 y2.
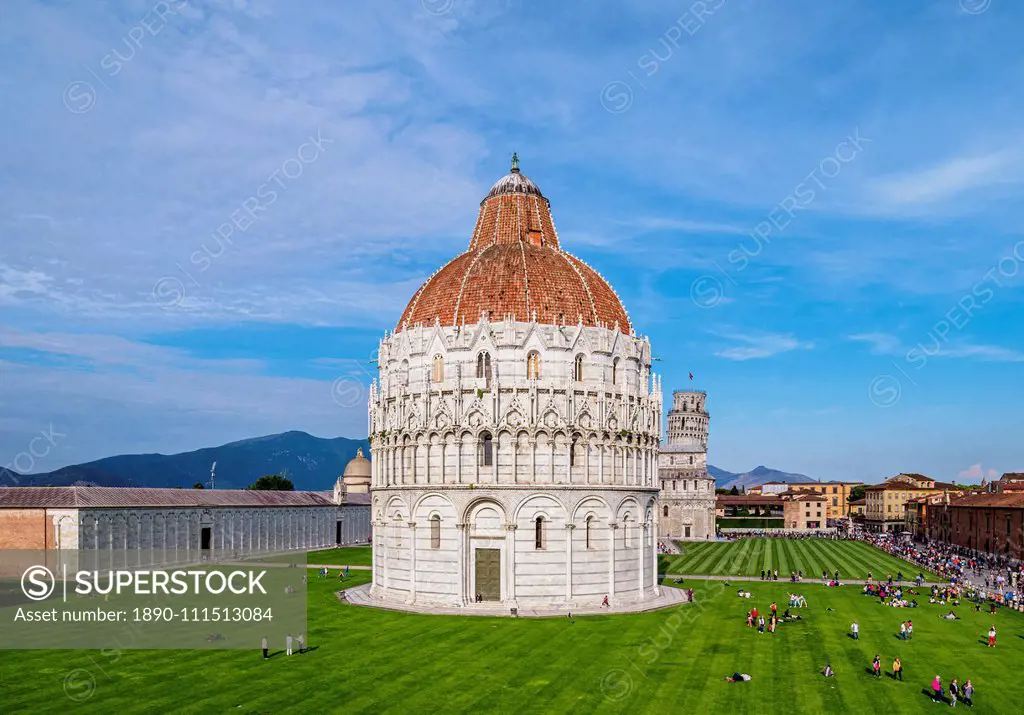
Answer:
847 333 1024 363
866 148 1023 209
847 332 902 355
713 331 814 361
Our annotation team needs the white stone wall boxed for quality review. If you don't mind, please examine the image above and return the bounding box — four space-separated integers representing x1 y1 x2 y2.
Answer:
369 319 662 492
75 506 339 563
368 317 662 609
49 508 80 549
369 487 659 608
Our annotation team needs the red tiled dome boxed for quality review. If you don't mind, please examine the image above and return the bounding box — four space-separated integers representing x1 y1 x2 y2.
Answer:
398 162 631 333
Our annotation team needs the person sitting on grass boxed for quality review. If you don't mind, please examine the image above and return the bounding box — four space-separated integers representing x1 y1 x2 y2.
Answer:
725 673 752 682
822 664 834 678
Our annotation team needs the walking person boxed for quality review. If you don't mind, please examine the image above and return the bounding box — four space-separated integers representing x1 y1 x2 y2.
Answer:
297 632 305 654
907 620 914 640
899 621 907 640
931 675 944 703
892 657 902 681
286 633 293 656
986 625 996 647
851 620 859 640
345 565 350 579
262 635 268 660
950 678 959 707
758 616 765 634
963 679 974 707
872 655 881 679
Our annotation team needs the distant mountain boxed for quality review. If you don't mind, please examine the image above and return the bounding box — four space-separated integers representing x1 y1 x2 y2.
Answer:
709 464 816 491
13 432 806 494
14 431 369 492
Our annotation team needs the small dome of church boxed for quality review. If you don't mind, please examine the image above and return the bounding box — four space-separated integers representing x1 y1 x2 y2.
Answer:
484 160 545 201
342 448 371 486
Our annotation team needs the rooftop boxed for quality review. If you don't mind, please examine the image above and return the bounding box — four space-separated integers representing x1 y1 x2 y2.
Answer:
0 486 336 509
948 492 1024 509
397 157 631 334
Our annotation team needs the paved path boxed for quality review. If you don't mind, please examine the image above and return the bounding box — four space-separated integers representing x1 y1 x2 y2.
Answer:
340 582 691 618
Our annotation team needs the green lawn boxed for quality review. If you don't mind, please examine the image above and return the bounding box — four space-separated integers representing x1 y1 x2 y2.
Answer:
306 546 372 566
659 539 940 580
2 544 1018 713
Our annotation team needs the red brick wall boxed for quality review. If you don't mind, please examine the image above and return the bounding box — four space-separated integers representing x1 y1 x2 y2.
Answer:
936 507 1024 559
0 509 49 549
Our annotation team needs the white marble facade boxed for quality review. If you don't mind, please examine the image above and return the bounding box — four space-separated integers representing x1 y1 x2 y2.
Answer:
658 390 715 540
52 505 339 561
368 318 663 609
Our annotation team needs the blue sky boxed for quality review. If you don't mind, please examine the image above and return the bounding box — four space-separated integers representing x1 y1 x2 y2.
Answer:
1 0 1022 483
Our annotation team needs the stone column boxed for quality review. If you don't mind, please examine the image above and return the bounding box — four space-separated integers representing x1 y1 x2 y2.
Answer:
650 514 660 596
608 523 618 602
565 523 575 604
456 522 468 605
370 521 378 594
599 444 605 485
455 439 462 484
549 439 555 483
638 522 647 597
505 523 518 607
585 441 592 485
493 436 499 484
529 438 537 482
407 522 417 604
383 521 391 592
511 439 518 484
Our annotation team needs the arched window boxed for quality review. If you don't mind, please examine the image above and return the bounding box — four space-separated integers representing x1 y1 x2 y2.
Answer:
663 505 669 517
570 434 579 468
432 354 444 383
430 514 441 549
573 354 584 381
481 432 493 467
612 357 620 385
585 516 594 549
534 516 545 549
623 515 632 547
672 480 677 491
689 455 694 465
527 351 541 379
476 352 491 384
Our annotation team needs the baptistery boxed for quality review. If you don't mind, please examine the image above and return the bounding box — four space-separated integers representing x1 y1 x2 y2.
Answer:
368 157 663 610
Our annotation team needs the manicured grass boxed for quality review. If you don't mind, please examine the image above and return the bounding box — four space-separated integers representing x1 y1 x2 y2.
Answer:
2 543 1015 713
306 545 372 566
659 539 940 580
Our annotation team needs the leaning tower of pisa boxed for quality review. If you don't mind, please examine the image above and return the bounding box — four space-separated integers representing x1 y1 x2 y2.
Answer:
657 390 715 540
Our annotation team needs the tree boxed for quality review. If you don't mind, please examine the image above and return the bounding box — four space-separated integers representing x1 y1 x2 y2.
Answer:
848 485 866 503
248 474 295 491
729 486 740 496
192 481 205 489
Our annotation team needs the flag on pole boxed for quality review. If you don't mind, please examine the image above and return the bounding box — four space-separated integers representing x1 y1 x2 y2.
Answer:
689 372 694 381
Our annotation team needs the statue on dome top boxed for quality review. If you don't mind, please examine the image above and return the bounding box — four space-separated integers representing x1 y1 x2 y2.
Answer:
511 152 519 171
